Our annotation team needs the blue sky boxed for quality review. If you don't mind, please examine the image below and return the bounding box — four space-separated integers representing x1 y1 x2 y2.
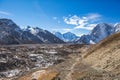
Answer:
0 0 120 36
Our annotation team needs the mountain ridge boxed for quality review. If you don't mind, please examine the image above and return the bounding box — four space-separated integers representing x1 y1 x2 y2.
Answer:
0 18 64 44
0 18 120 45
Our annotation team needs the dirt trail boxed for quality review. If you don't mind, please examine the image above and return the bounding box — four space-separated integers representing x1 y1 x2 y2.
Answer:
64 58 81 80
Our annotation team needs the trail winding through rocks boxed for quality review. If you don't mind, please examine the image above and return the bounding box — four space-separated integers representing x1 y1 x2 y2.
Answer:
65 58 81 80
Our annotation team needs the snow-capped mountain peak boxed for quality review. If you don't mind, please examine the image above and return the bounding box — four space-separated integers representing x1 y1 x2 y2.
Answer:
75 23 115 44
26 26 39 35
114 23 120 32
90 23 114 43
24 26 47 35
63 32 78 42
54 32 79 42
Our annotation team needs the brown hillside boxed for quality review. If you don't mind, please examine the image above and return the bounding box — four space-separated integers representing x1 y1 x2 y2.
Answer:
83 32 120 72
84 32 120 58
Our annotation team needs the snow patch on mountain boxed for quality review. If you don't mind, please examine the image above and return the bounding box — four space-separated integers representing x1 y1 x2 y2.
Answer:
114 23 120 32
90 40 95 44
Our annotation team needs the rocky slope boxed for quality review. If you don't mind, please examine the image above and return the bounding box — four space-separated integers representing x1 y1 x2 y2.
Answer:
0 18 64 44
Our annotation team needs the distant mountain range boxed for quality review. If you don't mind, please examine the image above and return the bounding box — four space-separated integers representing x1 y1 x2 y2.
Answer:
0 18 64 45
53 32 79 42
0 18 120 45
75 23 120 44
54 23 120 44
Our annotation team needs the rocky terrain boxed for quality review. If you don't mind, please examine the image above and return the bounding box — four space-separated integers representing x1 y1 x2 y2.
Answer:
17 32 120 80
0 44 85 80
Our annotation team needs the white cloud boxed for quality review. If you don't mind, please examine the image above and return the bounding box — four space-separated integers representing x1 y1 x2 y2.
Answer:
0 11 11 16
53 17 57 20
76 34 84 37
88 24 97 28
53 17 61 23
52 28 72 33
63 28 72 32
75 23 97 30
52 13 101 36
87 13 101 20
63 13 101 30
58 21 60 23
63 15 80 25
75 25 94 30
